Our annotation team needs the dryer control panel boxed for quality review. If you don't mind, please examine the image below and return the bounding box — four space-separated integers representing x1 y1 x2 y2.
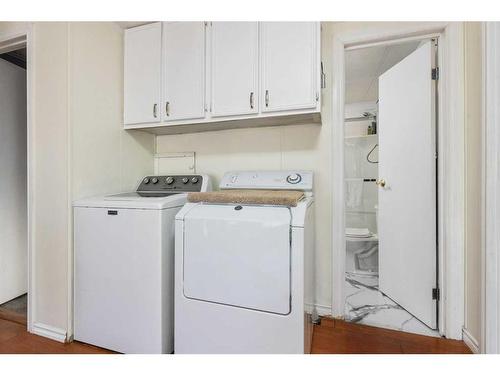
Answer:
220 171 313 191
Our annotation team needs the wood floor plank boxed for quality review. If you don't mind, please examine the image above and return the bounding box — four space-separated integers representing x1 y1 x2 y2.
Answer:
0 307 28 326
312 322 403 354
0 319 24 343
312 318 472 354
0 316 472 354
0 318 113 354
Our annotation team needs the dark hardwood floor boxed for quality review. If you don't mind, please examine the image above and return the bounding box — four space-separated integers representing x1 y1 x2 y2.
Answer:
0 318 113 354
0 294 28 326
312 318 472 354
0 316 472 354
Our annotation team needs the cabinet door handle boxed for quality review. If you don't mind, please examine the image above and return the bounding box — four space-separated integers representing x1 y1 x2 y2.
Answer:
153 103 158 118
165 101 170 117
265 90 269 107
250 92 254 109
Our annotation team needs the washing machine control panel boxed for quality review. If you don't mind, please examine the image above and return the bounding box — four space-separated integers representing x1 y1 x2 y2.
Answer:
220 171 313 191
138 175 205 192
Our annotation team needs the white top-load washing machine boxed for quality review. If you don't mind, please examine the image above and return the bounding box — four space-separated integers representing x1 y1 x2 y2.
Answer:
73 174 211 354
175 171 315 353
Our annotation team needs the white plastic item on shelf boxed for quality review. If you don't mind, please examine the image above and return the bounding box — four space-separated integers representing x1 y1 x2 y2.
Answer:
345 227 372 238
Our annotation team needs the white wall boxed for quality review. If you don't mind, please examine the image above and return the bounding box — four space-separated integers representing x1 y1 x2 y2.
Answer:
68 22 155 336
464 22 483 348
0 57 27 304
0 22 29 41
70 22 155 200
1 21 155 338
31 22 71 330
0 20 485 343
155 23 334 311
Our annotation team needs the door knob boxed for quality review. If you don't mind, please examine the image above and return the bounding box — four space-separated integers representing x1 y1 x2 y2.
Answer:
375 179 386 188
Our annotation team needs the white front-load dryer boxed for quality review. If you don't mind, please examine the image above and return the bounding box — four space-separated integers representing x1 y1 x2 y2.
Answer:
175 171 315 353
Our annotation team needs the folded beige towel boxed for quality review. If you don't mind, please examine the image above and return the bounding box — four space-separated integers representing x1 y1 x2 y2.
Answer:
187 189 305 207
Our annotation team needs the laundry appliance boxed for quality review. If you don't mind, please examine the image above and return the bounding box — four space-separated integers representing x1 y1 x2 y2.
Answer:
73 174 211 353
175 170 315 353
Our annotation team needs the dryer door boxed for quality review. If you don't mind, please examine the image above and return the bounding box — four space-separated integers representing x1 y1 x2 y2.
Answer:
183 204 291 314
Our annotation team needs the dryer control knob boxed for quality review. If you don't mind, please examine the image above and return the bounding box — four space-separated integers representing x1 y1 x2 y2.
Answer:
143 178 150 184
151 177 159 184
286 173 302 184
191 177 199 184
165 177 175 185
182 177 189 184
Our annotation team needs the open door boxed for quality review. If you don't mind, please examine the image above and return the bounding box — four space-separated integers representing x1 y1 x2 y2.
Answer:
377 41 437 329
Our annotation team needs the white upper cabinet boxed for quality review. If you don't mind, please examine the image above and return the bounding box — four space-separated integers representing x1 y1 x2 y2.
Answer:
210 22 259 117
260 22 319 113
124 23 162 125
162 22 206 122
123 22 321 133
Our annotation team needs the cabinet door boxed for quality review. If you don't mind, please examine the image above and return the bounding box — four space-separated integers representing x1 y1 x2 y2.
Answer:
211 22 259 117
162 22 206 121
261 22 319 113
124 23 162 125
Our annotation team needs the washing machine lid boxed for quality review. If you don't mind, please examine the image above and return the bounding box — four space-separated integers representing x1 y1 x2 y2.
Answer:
104 191 179 199
73 192 187 210
183 204 291 315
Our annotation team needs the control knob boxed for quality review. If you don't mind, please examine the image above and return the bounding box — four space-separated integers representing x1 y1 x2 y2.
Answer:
191 177 199 184
165 176 175 185
182 177 189 184
143 178 150 184
286 173 302 184
151 177 159 184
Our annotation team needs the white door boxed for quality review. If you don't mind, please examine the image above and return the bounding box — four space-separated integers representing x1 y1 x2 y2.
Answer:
162 22 206 121
0 58 27 305
124 22 162 125
210 22 259 117
260 22 319 113
378 41 437 328
183 204 291 315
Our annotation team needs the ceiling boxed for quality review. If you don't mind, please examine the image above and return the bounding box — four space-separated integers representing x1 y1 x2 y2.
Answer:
345 41 420 104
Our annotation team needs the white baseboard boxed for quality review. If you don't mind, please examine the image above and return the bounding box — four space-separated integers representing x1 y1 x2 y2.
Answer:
32 322 67 343
462 328 480 354
315 304 333 317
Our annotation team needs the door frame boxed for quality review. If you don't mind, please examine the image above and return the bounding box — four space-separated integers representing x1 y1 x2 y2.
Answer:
330 22 465 340
484 21 500 354
0 25 34 333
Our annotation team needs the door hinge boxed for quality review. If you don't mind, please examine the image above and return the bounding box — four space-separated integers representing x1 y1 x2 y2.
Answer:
432 67 439 80
432 288 440 301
